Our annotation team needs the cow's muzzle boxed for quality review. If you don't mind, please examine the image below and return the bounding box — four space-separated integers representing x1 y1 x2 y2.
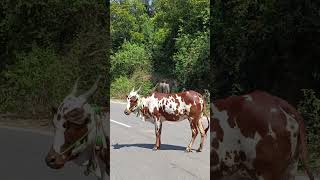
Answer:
124 109 131 115
45 147 66 169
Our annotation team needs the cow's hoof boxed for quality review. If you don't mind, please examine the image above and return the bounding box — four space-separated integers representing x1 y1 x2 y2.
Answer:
196 148 202 152
185 148 192 152
153 147 159 151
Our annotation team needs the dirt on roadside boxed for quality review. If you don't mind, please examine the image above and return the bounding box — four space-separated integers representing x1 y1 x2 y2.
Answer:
0 113 51 131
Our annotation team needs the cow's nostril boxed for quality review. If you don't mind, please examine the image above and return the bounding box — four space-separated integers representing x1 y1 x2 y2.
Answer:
50 156 56 163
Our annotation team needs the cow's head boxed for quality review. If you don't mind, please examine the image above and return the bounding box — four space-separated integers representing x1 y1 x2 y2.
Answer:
124 87 141 115
45 76 100 169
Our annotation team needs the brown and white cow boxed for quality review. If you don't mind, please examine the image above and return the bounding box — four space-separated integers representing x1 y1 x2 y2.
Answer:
211 90 314 180
45 76 110 180
124 88 210 152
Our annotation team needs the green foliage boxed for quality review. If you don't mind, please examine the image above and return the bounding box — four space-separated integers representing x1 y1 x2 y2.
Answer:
111 42 151 80
211 0 320 102
111 76 134 99
0 46 78 114
150 0 210 89
174 31 209 90
111 0 210 95
110 71 153 99
111 0 150 49
298 89 320 144
0 0 109 115
130 70 153 96
298 89 320 171
211 0 320 171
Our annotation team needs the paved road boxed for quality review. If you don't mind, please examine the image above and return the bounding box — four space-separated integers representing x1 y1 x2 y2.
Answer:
0 127 96 180
0 101 317 180
110 101 318 180
110 101 210 180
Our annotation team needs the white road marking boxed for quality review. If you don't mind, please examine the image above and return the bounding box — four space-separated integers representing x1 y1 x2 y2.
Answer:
111 119 131 128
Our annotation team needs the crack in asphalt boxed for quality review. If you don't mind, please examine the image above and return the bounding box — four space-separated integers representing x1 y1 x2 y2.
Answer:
170 162 202 180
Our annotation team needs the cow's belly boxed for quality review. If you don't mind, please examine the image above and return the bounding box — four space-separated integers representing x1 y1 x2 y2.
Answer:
140 115 155 124
160 114 188 122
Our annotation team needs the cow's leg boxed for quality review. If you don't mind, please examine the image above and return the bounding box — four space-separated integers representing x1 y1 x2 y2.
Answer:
284 154 299 180
186 120 198 152
197 118 206 152
153 118 162 151
286 161 298 180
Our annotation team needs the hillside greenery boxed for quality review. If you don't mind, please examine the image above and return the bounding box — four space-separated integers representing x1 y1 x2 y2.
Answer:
110 0 210 98
211 0 320 172
0 0 110 115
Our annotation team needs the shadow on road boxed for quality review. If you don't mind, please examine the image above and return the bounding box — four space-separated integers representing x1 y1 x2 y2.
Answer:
112 143 187 151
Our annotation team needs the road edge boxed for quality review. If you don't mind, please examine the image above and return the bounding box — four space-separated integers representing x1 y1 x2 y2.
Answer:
0 125 52 136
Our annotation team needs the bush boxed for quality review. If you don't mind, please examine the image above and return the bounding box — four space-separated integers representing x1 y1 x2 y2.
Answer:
110 70 153 99
297 89 320 171
110 76 134 99
130 70 153 96
173 31 209 91
0 46 79 115
111 42 151 80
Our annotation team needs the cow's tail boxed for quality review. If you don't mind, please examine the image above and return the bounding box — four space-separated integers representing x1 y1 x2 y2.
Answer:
297 114 314 180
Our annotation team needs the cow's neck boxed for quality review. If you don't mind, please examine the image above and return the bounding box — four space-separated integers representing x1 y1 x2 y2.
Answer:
138 97 148 110
137 97 153 121
134 97 143 114
73 109 108 179
72 114 96 165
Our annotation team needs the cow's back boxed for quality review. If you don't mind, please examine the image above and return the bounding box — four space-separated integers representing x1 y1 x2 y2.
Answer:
147 91 204 121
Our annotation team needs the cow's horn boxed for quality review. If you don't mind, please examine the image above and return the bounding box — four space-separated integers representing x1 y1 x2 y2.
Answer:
136 86 141 93
70 77 81 96
79 75 101 101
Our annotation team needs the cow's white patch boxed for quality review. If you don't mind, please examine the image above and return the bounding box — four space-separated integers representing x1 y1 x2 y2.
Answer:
164 96 178 114
53 128 65 153
267 122 276 139
199 98 204 111
243 95 253 101
155 119 161 132
211 104 262 170
280 107 299 157
125 90 141 111
147 93 159 114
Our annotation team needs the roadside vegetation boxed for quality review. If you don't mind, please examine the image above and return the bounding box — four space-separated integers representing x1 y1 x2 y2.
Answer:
0 0 109 116
211 0 320 172
110 0 210 98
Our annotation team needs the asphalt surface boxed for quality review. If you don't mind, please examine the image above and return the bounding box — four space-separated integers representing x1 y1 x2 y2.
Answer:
0 101 317 180
0 127 96 180
110 101 318 180
110 101 210 180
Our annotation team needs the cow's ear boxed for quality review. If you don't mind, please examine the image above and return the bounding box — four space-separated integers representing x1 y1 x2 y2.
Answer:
51 106 58 115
